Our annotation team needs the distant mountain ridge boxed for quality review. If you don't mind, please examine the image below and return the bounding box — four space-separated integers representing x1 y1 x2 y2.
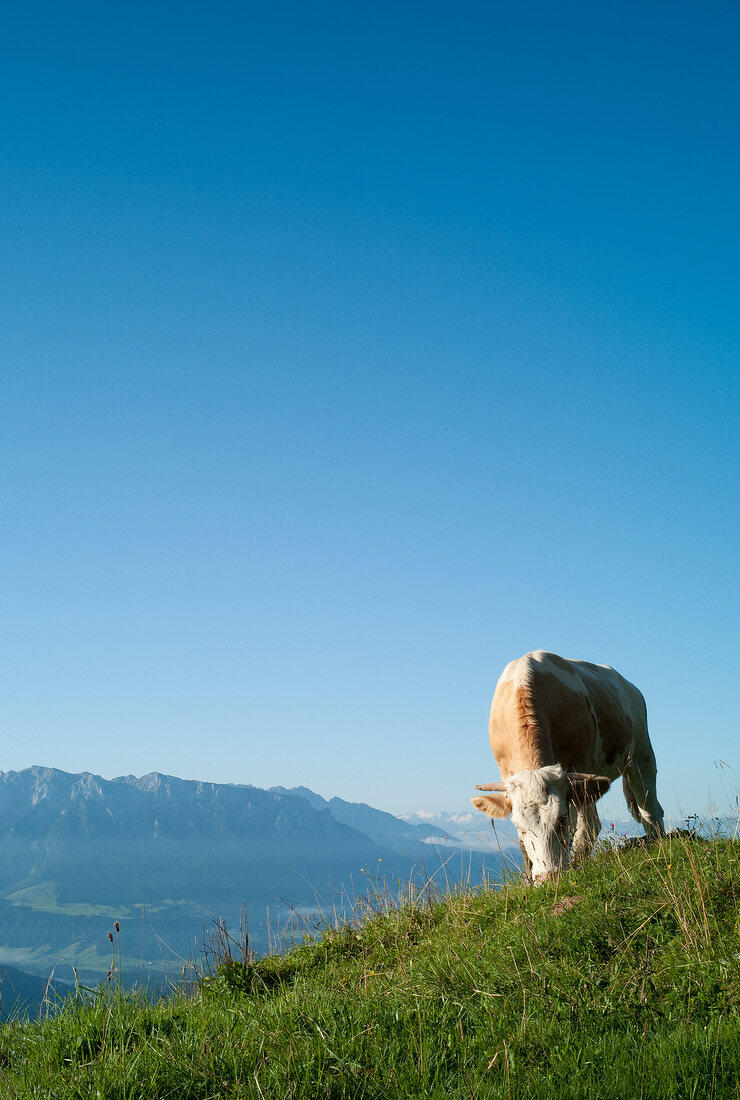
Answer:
268 786 451 856
399 807 522 852
0 766 512 992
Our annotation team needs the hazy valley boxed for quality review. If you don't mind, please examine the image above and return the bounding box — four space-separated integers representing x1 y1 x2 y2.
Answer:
0 766 515 1014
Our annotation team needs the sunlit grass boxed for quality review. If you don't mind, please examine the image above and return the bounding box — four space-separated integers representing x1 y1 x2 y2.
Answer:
0 831 738 1097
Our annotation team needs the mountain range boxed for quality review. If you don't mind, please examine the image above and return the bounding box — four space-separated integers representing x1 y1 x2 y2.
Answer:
0 766 515 1011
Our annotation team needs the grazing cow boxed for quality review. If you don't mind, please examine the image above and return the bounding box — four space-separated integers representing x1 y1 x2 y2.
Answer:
472 651 664 883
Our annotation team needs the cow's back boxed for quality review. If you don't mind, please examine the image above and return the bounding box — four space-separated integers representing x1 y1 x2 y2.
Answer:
489 651 648 779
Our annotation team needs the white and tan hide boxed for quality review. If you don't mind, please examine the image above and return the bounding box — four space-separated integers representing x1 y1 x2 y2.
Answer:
473 651 664 883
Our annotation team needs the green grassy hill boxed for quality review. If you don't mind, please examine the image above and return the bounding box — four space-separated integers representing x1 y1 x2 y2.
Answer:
0 831 738 1098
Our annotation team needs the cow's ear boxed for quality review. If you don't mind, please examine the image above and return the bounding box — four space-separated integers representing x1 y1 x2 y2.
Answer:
472 794 512 819
566 773 611 806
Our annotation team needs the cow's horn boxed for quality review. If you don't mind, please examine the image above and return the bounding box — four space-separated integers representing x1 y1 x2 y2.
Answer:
474 782 507 791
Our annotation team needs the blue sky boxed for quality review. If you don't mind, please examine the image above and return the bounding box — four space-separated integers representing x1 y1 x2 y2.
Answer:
2 1 738 819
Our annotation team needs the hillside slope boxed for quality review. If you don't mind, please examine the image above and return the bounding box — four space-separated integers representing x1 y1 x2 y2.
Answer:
0 831 737 1098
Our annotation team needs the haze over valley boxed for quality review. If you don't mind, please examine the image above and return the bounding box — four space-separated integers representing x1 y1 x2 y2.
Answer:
0 765 514 1014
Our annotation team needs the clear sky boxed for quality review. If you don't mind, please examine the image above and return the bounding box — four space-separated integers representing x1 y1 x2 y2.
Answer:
2 1 738 820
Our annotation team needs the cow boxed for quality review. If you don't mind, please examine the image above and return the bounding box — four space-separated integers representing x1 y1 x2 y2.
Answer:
472 651 664 884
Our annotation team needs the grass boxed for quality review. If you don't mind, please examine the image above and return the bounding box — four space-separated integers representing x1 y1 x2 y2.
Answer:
0 831 738 1097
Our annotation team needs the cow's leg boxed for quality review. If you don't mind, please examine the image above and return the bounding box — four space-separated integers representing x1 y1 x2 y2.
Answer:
622 754 665 840
571 803 601 864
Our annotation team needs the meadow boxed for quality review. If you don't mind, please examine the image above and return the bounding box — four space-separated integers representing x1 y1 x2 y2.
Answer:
0 829 737 1098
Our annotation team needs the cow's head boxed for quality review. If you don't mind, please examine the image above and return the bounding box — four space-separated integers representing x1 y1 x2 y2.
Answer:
471 764 611 884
